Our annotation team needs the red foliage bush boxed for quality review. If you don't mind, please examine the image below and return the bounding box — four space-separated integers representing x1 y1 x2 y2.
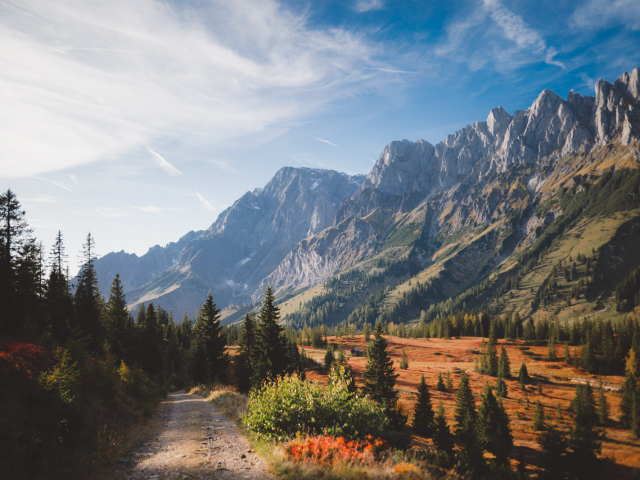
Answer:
0 341 54 380
283 435 388 466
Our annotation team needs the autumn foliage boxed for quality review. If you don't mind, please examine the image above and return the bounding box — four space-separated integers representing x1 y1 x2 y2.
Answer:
283 435 388 466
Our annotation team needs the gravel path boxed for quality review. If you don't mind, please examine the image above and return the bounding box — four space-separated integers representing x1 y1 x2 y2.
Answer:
109 392 273 480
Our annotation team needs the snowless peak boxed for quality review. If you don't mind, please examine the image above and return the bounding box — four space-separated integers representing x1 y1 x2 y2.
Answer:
486 106 512 136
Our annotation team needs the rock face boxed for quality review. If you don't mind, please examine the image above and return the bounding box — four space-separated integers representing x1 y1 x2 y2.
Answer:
92 230 203 295
124 168 364 315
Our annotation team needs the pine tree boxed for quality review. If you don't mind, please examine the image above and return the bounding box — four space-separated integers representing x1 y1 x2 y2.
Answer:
251 286 289 388
433 401 454 453
596 378 609 424
547 335 557 361
191 292 228 383
454 371 478 451
477 382 513 465
337 341 347 365
105 274 128 360
556 402 563 419
533 399 545 431
518 363 529 389
564 342 572 365
234 313 255 393
413 374 434 437
620 373 637 428
74 233 103 351
399 348 409 369
539 423 569 480
362 323 405 429
139 303 164 374
487 339 499 376
568 382 601 477
364 323 371 342
496 376 508 398
498 345 511 379
44 232 73 341
436 372 445 391
445 370 453 390
324 344 335 371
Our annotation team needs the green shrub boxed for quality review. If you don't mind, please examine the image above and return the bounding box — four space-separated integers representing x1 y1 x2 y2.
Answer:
244 374 389 441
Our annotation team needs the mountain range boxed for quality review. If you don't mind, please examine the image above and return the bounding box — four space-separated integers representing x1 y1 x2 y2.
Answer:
92 67 640 325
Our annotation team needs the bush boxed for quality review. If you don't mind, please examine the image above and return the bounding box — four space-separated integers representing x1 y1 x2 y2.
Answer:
244 374 389 441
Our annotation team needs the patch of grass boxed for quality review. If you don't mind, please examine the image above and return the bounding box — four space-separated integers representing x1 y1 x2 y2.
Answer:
190 384 248 424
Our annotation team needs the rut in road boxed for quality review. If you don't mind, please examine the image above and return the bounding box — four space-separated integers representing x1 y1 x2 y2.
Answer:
109 391 273 480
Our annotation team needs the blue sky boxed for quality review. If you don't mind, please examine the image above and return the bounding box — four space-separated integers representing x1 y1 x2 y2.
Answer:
1 0 639 273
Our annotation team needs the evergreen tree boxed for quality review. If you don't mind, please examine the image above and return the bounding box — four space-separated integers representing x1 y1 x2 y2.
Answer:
498 345 511 379
74 233 102 350
436 372 445 391
337 341 347 365
362 323 405 429
620 373 637 428
547 335 557 361
496 376 508 398
454 372 478 454
433 401 454 453
518 363 529 389
533 399 545 431
251 286 289 388
324 344 335 371
596 378 609 424
564 343 572 365
539 423 569 480
568 381 601 477
364 323 371 342
234 313 256 393
477 382 513 465
191 292 228 383
399 348 409 369
44 232 73 341
105 273 128 360
139 302 164 374
445 370 453 389
413 374 434 437
487 339 499 376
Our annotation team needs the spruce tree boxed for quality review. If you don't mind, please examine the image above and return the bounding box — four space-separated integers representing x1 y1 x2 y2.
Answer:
324 344 335 371
498 345 511 379
568 382 601 477
518 363 529 389
487 339 499 376
533 399 545 431
433 401 454 453
362 323 405 428
539 423 569 480
496 376 508 398
413 374 434 437
140 303 164 374
596 378 609 424
234 313 255 393
564 342 572 365
251 286 288 388
44 232 73 341
105 273 128 360
445 370 453 389
477 382 513 465
337 341 347 365
547 335 557 361
74 233 103 350
436 372 445 391
620 373 637 428
454 371 478 452
191 292 228 383
364 323 371 342
399 348 409 369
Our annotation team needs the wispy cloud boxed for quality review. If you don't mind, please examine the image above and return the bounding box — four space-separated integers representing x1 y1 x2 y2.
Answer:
35 177 75 192
68 174 79 184
196 191 219 214
131 205 186 215
147 147 182 177
209 159 238 173
22 196 58 203
290 156 311 167
572 0 640 31
316 138 339 147
0 0 392 178
354 0 385 13
96 207 132 217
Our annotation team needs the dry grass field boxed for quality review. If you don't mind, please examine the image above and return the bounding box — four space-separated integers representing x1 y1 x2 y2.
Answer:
302 335 640 477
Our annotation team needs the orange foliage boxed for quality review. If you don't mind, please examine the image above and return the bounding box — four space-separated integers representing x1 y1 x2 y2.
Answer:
0 341 54 380
283 435 388 466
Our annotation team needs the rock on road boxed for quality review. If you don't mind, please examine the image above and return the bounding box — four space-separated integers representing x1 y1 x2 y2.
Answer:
108 392 273 480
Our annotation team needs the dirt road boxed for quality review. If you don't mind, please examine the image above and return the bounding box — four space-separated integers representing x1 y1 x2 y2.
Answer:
108 392 273 480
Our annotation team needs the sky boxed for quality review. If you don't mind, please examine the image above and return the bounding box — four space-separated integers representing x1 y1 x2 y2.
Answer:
1 0 639 273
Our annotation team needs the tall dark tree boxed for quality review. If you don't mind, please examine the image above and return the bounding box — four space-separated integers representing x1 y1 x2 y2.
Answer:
0 189 31 333
139 303 164 374
539 424 569 480
362 323 405 429
251 286 288 388
477 382 513 465
433 401 454 453
595 378 609 424
568 382 601 477
436 372 445 391
74 233 102 350
324 344 335 371
104 274 128 360
498 345 511 379
454 371 481 464
44 232 73 341
495 375 508 398
190 293 228 383
413 374 434 437
619 373 636 428
234 313 256 393
533 399 546 431
518 363 529 389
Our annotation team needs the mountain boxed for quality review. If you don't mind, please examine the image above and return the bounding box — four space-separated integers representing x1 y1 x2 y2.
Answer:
122 168 364 316
93 230 203 296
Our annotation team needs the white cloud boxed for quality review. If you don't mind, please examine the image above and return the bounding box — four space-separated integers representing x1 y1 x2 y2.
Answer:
35 176 74 192
572 0 640 30
131 205 186 215
209 159 237 173
22 196 58 203
290 156 311 167
316 138 339 147
354 0 385 13
96 207 132 217
147 146 182 177
196 191 219 214
0 0 388 179
68 174 78 184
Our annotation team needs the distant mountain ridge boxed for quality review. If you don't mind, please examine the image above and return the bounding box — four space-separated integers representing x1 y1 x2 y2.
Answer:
94 67 640 324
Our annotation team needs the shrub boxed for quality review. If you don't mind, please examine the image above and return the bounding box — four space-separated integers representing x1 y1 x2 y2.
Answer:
244 374 389 441
283 435 388 466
